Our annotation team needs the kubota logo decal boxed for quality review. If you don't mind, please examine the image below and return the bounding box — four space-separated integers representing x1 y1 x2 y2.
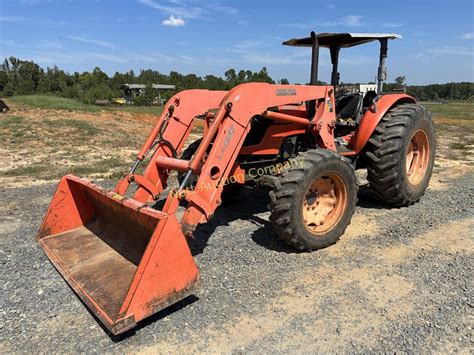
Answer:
276 88 297 96
217 124 236 160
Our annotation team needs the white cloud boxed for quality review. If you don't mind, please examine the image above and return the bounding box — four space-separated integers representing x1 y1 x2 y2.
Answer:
241 53 304 65
410 53 428 60
3 48 199 67
383 23 404 28
65 36 116 48
208 5 238 14
0 40 25 48
11 51 128 66
426 47 472 56
162 15 186 26
324 4 335 9
126 51 196 65
232 40 261 49
137 0 238 22
338 15 365 27
412 46 473 60
1 39 63 50
462 32 474 40
228 35 283 53
279 15 366 29
0 16 66 25
138 0 204 19
340 56 371 65
20 0 52 5
0 16 67 25
0 16 23 22
35 41 63 49
278 22 311 29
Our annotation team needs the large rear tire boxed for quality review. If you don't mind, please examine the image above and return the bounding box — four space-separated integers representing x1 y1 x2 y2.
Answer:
269 150 358 251
365 103 436 206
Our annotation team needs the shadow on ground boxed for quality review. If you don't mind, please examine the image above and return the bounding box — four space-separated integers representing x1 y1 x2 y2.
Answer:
187 184 387 255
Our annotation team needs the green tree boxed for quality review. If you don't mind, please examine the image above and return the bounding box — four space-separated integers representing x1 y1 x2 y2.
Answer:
133 84 158 106
252 67 274 84
224 69 237 84
3 55 472 105
394 76 406 88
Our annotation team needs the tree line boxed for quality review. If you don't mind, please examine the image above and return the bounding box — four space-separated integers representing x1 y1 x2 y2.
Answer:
0 57 472 105
0 57 277 105
383 76 473 102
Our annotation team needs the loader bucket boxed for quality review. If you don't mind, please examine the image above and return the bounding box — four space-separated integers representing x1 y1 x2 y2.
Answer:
37 175 200 335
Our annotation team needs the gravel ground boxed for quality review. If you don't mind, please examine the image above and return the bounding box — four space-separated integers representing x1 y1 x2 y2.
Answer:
1 170 473 353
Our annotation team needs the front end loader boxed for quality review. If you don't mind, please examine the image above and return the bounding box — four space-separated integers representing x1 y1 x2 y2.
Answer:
37 32 436 334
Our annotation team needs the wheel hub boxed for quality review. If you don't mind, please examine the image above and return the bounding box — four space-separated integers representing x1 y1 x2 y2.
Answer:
406 129 430 185
303 173 347 234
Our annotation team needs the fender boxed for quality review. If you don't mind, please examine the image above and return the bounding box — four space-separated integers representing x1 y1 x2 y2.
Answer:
353 94 415 153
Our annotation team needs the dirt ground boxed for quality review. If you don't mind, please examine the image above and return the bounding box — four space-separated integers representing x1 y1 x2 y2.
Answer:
0 103 203 187
0 104 473 353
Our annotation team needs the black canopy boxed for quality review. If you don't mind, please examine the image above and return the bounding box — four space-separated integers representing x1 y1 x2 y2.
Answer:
283 32 401 48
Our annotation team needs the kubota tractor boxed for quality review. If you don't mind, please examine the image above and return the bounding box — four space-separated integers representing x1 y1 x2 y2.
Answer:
37 32 435 334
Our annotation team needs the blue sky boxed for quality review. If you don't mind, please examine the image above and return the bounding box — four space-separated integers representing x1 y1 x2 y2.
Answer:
0 0 473 84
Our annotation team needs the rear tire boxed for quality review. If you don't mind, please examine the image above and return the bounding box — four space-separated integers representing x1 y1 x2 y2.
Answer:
365 103 436 206
269 150 358 251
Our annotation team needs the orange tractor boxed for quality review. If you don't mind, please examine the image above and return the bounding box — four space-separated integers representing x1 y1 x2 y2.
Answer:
37 32 435 334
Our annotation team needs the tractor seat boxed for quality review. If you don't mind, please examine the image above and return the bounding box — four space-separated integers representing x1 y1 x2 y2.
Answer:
336 94 363 120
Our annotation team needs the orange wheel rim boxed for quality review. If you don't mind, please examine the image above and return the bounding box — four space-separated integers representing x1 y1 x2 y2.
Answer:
303 173 347 235
406 129 430 185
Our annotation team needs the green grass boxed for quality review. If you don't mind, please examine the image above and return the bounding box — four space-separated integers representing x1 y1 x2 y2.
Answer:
1 115 101 143
423 103 474 120
109 105 164 115
0 115 25 128
6 95 101 112
1 156 127 179
42 118 99 136
449 138 474 152
1 165 46 177
5 95 164 115
0 115 103 146
66 157 126 178
0 115 33 143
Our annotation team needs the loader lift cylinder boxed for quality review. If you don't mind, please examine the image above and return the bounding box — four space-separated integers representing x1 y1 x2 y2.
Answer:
188 102 229 172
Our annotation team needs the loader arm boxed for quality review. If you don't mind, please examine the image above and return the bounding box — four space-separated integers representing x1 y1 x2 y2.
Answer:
135 83 337 234
115 89 228 201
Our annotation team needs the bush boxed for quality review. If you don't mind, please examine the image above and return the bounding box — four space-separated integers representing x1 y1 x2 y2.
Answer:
132 85 158 106
81 84 114 104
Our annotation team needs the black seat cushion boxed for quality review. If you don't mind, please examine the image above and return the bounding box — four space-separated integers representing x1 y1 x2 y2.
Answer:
362 90 377 108
336 94 363 120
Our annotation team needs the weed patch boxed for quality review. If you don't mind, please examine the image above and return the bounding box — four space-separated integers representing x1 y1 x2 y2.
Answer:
42 118 99 136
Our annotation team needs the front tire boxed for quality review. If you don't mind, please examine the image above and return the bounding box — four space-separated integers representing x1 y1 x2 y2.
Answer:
269 150 358 251
365 103 436 206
